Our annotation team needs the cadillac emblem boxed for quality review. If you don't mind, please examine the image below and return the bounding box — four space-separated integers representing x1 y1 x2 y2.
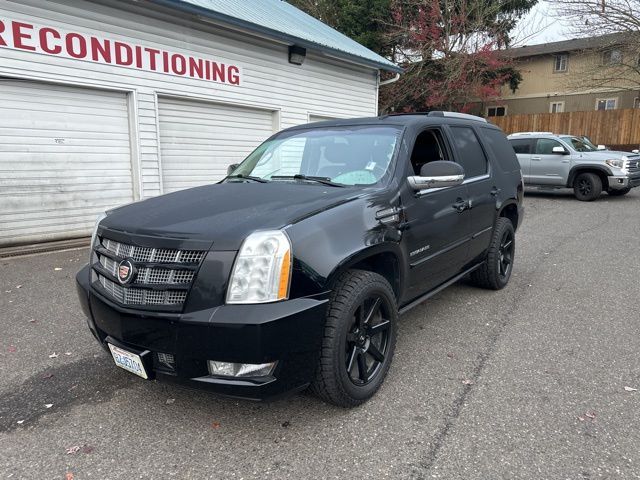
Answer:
117 259 136 285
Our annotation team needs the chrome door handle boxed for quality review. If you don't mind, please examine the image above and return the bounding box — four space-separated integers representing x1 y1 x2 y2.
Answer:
531 156 541 161
452 199 468 212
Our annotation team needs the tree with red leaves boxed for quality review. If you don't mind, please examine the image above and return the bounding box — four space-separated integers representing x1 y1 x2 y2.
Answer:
380 0 534 113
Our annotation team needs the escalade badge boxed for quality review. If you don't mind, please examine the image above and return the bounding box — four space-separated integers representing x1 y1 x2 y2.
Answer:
117 259 136 285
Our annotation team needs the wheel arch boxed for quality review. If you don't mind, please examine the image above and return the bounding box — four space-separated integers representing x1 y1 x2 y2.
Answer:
497 199 520 231
325 245 406 301
567 166 610 190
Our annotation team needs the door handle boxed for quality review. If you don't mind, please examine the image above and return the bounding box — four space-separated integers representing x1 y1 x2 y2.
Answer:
452 199 468 212
490 187 501 197
531 156 541 161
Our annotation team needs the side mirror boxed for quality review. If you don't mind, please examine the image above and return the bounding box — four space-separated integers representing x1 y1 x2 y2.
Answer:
597 144 606 150
552 146 568 154
407 161 465 191
632 149 639 154
227 163 239 175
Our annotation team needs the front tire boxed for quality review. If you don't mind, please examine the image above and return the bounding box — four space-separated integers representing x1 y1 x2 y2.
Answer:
470 217 515 290
311 270 397 407
608 188 630 197
573 172 602 201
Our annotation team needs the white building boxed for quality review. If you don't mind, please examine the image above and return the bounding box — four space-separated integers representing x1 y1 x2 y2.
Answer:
0 0 400 247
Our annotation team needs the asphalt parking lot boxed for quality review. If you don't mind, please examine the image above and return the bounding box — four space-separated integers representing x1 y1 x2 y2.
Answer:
1 188 639 480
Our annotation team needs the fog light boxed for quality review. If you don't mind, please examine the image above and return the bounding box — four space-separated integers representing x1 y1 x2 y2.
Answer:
207 360 276 378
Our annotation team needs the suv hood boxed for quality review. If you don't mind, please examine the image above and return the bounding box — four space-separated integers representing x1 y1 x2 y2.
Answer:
579 150 634 160
100 182 362 250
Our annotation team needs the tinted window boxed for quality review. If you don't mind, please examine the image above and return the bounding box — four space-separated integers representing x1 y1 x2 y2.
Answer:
508 138 532 154
481 128 519 172
449 126 488 178
534 138 566 155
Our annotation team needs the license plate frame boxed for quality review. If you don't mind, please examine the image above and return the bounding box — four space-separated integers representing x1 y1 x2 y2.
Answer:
108 343 148 379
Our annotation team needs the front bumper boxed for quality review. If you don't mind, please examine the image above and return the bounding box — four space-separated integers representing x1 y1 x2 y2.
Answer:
608 174 640 190
76 265 328 400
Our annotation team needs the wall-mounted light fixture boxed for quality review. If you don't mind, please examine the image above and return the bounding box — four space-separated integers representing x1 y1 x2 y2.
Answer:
288 45 306 65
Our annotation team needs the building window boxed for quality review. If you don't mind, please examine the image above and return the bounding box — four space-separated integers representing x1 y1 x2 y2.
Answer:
487 106 506 117
553 54 568 72
549 101 565 113
634 97 640 109
603 49 623 65
596 98 617 110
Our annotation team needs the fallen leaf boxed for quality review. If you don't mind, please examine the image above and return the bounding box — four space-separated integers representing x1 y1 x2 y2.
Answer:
49 352 59 358
166 398 175 404
54 267 62 271
16 285 22 289
578 416 585 422
65 472 74 480
42 373 54 380
446 353 455 359
585 410 597 420
211 422 221 429
462 379 474 386
8 345 17 353
65 446 81 455
16 420 24 425
81 445 94 454
44 404 53 409
64 352 72 356
624 386 637 392
28 319 37 323
281 421 291 428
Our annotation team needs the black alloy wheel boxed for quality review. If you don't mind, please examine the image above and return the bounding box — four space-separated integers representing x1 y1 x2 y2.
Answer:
345 296 391 386
470 217 515 290
573 172 602 201
311 269 397 407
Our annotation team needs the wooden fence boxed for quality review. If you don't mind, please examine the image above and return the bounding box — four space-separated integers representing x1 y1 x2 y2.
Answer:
488 108 640 147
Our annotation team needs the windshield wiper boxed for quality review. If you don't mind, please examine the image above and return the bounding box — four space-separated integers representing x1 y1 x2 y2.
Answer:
226 174 269 183
271 174 345 187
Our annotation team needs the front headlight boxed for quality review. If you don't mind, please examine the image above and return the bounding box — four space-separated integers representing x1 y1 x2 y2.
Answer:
226 230 292 304
605 158 625 169
90 212 108 248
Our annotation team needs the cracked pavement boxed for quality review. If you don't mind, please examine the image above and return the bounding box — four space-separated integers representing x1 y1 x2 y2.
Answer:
1 188 639 479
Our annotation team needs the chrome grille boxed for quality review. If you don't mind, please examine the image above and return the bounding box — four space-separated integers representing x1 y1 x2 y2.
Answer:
93 235 205 309
101 238 204 264
98 274 187 305
626 155 640 173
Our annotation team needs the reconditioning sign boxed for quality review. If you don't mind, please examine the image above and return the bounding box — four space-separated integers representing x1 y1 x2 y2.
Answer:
0 18 242 85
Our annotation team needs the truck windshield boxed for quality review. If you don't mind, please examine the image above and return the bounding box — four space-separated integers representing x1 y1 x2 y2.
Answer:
227 125 402 186
562 136 597 152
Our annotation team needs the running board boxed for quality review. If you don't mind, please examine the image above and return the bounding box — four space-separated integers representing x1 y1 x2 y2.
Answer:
398 263 483 315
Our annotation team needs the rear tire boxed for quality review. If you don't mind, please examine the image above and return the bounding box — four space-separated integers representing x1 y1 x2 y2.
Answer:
573 172 602 201
311 269 397 407
608 188 630 196
470 217 515 290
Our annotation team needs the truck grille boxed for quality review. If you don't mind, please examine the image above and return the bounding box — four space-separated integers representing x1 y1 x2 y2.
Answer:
92 235 205 310
625 155 640 173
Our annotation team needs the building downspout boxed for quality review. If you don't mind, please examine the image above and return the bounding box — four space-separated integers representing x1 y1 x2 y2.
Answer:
379 73 400 86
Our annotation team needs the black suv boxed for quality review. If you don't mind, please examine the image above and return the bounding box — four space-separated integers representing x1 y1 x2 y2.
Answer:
76 112 524 407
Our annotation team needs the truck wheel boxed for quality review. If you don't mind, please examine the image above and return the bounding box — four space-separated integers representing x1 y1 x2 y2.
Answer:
608 188 630 196
573 173 602 201
311 269 397 407
470 217 515 290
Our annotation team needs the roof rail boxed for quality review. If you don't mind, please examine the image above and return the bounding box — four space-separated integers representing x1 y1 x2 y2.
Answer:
428 111 487 123
509 131 554 136
381 111 487 122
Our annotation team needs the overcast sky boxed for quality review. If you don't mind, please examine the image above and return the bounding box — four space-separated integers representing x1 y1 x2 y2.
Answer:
515 1 570 46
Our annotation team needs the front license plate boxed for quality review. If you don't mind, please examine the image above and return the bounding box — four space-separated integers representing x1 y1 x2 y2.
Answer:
108 344 148 379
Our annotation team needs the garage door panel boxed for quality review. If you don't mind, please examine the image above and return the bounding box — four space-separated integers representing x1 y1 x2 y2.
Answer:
159 97 274 193
0 80 134 247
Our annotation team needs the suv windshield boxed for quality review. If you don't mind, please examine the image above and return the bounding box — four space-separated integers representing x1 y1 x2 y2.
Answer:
227 125 402 186
561 136 597 152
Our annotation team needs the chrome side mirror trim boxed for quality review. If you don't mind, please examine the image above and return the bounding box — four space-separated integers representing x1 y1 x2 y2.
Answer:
407 174 464 191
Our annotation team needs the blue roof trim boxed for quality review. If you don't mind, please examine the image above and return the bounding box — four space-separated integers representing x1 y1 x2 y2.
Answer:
149 0 402 73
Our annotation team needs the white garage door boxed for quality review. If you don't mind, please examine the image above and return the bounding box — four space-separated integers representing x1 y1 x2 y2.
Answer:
0 80 134 247
158 97 274 193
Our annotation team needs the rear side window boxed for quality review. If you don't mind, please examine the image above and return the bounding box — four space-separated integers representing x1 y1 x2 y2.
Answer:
449 126 488 178
508 138 532 154
481 128 520 172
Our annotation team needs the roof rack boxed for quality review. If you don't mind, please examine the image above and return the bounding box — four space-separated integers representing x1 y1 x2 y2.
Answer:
509 131 554 136
382 111 487 123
